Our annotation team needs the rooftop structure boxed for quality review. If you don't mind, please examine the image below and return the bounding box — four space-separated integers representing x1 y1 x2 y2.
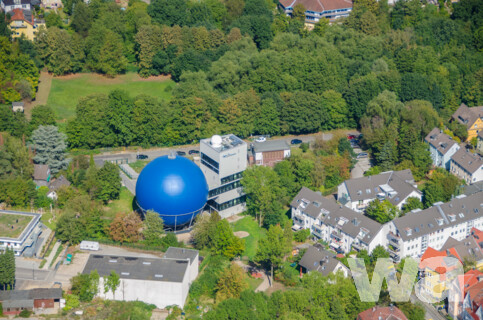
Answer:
299 244 349 277
251 140 291 167
0 288 62 315
291 187 385 253
279 0 352 23
0 210 42 256
357 306 408 320
452 103 483 141
450 148 483 184
11 101 24 112
337 169 422 212
200 134 247 218
425 128 460 170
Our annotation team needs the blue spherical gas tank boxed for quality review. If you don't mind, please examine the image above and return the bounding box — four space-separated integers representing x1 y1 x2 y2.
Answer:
135 155 208 228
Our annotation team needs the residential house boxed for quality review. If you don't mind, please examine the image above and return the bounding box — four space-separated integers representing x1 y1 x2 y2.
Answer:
1 0 31 13
386 193 483 262
0 288 62 315
41 0 62 9
11 101 24 112
299 244 350 277
425 128 460 170
47 175 71 200
452 103 483 142
337 169 422 213
33 164 50 188
250 140 291 167
291 187 387 254
460 280 483 320
448 269 483 318
477 131 483 155
82 247 199 308
357 306 408 320
278 0 352 24
8 8 45 41
450 148 483 184
0 210 43 256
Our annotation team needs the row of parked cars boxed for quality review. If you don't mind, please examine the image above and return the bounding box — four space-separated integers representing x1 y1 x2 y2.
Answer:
136 149 200 160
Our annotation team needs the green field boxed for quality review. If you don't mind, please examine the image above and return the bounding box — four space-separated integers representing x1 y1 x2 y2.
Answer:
47 73 174 120
0 213 33 238
232 216 266 259
104 187 135 219
129 160 149 173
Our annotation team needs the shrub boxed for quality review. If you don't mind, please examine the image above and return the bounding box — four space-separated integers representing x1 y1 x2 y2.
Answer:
19 310 31 318
294 229 310 242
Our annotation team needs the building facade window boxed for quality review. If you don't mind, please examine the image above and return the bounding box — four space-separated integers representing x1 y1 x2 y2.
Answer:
220 172 243 184
201 152 219 174
208 180 242 198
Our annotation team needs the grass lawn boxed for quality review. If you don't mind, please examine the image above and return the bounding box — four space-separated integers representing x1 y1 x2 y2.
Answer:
129 160 148 173
0 213 33 238
104 187 135 220
231 216 266 260
40 211 55 230
47 72 174 121
246 276 263 291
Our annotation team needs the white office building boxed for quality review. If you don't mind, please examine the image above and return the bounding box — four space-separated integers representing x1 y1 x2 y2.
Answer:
200 134 247 218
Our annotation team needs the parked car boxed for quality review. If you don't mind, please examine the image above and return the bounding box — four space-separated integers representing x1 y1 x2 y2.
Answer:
188 150 200 155
357 152 368 159
136 154 148 160
176 151 186 156
347 134 357 140
255 136 267 142
291 139 303 145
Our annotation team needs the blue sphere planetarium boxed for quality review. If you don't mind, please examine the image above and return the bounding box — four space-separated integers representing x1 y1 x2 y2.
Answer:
135 154 208 230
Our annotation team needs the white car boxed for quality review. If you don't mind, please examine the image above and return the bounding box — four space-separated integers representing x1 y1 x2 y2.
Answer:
255 136 267 142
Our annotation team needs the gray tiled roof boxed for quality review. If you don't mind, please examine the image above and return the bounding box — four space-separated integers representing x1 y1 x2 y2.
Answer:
451 148 483 175
252 140 290 153
452 104 483 129
441 236 483 262
342 170 421 206
164 247 198 264
48 175 71 191
12 102 24 107
425 128 459 156
291 187 382 244
0 288 62 301
33 164 49 181
299 244 345 276
392 193 483 241
464 181 483 196
82 252 192 283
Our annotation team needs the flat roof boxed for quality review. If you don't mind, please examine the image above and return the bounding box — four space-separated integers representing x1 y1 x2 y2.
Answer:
83 254 190 283
164 247 198 264
0 210 41 244
253 140 290 153
200 134 246 153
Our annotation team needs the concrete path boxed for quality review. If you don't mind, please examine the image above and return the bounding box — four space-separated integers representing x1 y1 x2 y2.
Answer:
234 260 271 292
120 170 137 195
43 241 60 270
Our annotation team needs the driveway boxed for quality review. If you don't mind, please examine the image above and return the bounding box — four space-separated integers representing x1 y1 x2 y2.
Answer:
351 148 371 179
410 294 446 320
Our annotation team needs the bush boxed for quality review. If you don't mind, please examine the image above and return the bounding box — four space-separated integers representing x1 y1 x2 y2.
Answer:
299 142 310 152
19 309 31 318
294 229 310 242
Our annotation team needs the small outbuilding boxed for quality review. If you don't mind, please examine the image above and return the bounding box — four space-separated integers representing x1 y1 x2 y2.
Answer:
12 102 24 112
79 241 100 251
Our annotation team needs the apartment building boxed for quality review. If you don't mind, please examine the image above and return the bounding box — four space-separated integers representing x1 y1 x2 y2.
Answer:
337 169 422 213
425 128 460 170
291 187 386 254
386 193 483 262
450 148 483 185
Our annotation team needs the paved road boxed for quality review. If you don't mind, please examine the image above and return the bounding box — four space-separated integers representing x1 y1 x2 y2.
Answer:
93 132 356 165
16 267 51 281
410 294 445 320
351 148 372 179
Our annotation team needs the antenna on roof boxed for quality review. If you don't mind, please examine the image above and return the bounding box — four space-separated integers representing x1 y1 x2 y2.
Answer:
168 151 176 159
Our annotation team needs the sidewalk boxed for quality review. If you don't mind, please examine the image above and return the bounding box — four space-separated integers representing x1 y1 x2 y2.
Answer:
43 241 60 270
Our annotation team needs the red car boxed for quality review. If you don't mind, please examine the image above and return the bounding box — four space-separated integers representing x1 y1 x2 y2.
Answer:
347 134 357 140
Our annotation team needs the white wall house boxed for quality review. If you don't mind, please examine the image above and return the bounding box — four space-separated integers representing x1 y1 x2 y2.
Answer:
386 193 483 262
450 148 483 185
425 128 460 170
291 187 387 254
251 140 291 167
1 0 31 13
0 211 42 257
337 170 422 213
82 248 199 308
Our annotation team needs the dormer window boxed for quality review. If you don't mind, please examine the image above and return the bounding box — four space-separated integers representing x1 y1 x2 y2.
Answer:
449 215 456 222
366 189 371 194
437 218 444 226
405 228 412 236
459 213 465 218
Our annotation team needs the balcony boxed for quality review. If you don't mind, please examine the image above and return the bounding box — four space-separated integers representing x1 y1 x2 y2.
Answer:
388 244 400 253
352 242 364 251
331 231 342 241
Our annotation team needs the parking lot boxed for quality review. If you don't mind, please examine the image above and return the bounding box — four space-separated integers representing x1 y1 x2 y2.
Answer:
351 147 372 179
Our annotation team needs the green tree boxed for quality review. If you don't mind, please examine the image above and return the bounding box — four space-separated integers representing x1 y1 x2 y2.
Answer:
45 12 63 28
71 270 100 302
0 248 15 290
56 212 87 244
212 220 245 259
104 270 120 299
255 224 291 283
241 165 286 227
255 98 280 136
29 105 56 133
402 197 423 213
142 210 164 245
215 263 248 303
365 199 400 223
147 0 188 26
191 212 220 249
31 125 68 174
292 4 306 21
95 162 121 203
